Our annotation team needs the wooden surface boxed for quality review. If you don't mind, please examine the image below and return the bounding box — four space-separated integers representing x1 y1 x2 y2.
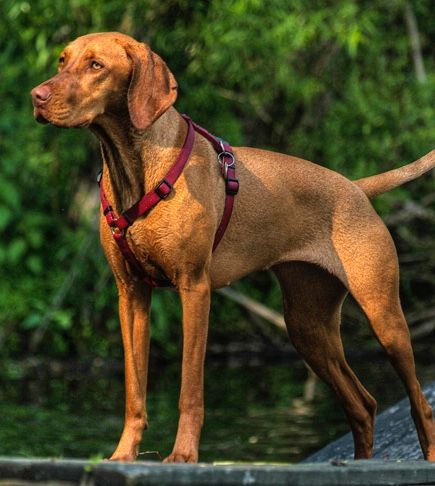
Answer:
0 457 435 485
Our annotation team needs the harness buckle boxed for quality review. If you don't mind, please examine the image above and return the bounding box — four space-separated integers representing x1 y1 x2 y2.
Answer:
225 177 239 195
111 226 124 236
155 178 173 199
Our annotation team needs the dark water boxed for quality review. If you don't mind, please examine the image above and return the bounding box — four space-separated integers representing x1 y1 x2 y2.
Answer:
0 355 432 463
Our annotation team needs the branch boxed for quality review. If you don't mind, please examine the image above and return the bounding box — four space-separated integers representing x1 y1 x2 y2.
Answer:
215 286 286 330
404 1 427 84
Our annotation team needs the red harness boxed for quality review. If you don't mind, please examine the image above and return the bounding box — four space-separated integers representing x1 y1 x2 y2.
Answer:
98 114 239 287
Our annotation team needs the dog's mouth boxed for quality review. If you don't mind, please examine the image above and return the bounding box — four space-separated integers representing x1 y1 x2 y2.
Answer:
76 118 91 128
34 108 50 125
33 107 90 128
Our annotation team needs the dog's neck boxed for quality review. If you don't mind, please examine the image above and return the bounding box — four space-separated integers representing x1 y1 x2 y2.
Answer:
90 107 187 213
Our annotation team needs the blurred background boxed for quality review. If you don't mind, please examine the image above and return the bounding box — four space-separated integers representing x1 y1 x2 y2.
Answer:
0 0 434 463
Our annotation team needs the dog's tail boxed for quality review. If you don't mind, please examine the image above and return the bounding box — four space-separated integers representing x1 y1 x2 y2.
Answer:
354 149 435 198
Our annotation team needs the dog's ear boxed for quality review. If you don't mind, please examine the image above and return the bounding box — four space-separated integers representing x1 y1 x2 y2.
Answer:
126 43 178 130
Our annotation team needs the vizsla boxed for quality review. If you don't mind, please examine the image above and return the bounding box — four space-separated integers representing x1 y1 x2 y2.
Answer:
31 32 435 463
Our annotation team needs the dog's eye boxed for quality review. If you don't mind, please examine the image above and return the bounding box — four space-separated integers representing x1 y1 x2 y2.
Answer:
58 56 65 68
91 61 103 70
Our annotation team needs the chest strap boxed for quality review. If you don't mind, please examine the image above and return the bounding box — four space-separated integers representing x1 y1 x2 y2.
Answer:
98 114 239 288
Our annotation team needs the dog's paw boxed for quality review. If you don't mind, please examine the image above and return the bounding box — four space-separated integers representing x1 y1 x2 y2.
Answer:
163 450 198 463
109 450 137 462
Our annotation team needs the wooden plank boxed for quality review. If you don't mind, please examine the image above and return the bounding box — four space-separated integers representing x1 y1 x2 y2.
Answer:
0 457 434 485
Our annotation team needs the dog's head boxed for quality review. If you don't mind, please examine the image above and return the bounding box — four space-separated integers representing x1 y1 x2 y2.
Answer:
31 32 178 130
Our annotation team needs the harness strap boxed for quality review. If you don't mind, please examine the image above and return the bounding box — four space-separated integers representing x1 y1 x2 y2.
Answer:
183 116 239 250
99 114 239 287
101 117 195 231
213 163 238 251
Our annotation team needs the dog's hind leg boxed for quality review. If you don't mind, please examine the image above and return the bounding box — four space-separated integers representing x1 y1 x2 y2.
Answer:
335 221 435 461
363 300 435 460
273 261 377 459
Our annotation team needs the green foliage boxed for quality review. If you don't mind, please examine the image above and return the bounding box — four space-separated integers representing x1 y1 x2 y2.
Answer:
0 0 434 359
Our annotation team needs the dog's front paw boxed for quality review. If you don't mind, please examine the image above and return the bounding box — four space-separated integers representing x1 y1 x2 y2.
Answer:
163 449 198 463
109 444 138 462
109 452 137 462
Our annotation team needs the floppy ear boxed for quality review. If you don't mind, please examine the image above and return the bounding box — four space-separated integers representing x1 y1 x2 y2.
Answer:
126 43 178 130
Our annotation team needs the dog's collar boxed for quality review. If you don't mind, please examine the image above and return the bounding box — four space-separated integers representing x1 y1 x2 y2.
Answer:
98 114 239 287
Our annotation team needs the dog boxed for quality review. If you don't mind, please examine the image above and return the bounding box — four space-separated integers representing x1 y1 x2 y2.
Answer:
31 32 435 463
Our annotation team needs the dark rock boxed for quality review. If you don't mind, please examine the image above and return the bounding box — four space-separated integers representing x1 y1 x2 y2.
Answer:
305 381 435 462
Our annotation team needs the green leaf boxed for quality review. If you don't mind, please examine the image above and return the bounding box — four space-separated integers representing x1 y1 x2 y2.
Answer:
51 309 73 330
0 206 12 230
26 255 43 274
0 180 20 209
22 313 42 330
7 238 27 263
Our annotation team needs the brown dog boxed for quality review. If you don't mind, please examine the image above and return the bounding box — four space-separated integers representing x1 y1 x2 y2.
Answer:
31 32 435 463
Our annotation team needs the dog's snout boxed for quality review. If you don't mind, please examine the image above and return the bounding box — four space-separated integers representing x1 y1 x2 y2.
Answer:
31 84 52 106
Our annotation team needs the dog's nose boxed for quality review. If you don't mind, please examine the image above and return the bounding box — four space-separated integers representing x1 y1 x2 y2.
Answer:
31 84 52 106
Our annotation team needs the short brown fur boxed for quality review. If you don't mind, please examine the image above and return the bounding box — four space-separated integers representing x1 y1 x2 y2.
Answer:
31 32 435 463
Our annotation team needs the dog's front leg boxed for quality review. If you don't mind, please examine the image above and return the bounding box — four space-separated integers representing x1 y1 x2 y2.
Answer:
110 282 151 461
164 274 211 463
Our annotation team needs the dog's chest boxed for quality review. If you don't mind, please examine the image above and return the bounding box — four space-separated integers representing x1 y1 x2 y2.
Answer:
125 219 175 281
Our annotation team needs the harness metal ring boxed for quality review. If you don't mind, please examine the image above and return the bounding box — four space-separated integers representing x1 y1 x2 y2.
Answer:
218 151 235 167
